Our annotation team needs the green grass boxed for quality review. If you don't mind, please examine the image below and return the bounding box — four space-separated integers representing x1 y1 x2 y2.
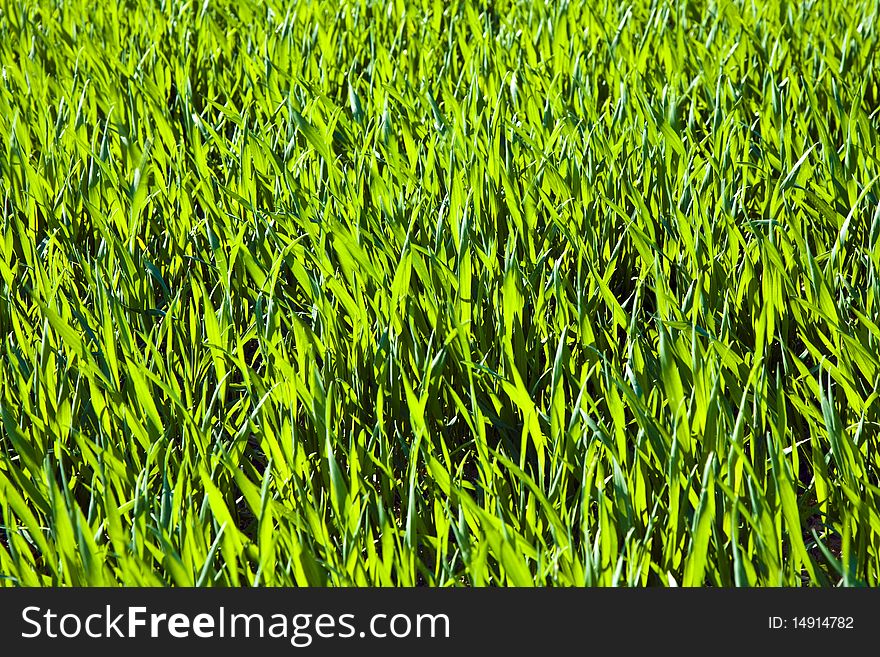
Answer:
1 0 879 586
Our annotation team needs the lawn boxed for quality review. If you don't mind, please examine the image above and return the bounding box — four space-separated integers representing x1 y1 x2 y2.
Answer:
1 0 879 586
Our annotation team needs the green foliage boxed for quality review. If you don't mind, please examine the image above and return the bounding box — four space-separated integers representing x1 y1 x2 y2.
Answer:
1 0 879 586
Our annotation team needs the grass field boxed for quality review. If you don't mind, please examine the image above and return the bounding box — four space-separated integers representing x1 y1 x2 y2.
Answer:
1 0 879 586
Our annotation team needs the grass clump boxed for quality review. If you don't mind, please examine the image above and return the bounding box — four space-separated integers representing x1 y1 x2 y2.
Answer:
1 0 880 586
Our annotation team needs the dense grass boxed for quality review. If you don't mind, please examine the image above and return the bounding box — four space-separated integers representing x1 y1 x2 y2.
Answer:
1 0 879 586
